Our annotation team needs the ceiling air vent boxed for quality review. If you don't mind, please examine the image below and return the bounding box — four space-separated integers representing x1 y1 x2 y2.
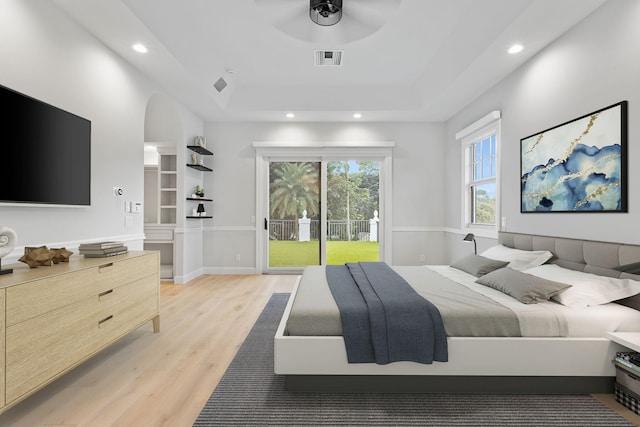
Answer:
213 77 228 93
315 50 343 66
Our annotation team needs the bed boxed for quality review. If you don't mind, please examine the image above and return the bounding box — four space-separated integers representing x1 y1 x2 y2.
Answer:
274 232 640 393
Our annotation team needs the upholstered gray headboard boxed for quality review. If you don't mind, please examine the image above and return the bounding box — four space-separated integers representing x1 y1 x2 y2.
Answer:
498 232 640 278
498 232 640 309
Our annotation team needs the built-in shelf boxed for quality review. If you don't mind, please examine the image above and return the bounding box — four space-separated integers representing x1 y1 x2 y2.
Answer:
186 216 213 219
186 198 210 204
186 164 213 172
187 145 213 156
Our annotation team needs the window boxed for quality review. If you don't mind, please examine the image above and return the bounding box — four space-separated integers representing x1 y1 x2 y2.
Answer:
469 133 497 224
458 113 500 229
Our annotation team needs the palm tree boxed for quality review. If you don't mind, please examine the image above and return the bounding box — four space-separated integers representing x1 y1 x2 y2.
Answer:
270 162 319 219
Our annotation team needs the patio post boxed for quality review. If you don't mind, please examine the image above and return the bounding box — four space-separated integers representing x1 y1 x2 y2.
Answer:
298 210 311 242
369 210 379 242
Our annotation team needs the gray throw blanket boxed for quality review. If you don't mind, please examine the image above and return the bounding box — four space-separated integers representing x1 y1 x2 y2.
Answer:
326 262 448 365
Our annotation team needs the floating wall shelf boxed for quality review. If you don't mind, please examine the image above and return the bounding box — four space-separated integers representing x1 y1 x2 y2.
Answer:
187 145 213 155
186 164 212 172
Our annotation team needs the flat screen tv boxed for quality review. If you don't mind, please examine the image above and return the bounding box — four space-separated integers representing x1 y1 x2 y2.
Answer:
0 84 91 206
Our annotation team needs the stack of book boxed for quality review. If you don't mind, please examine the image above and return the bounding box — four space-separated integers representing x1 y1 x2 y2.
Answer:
79 241 128 258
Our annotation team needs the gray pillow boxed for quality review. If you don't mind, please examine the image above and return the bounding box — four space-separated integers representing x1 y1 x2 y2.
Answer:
450 254 508 277
476 267 572 304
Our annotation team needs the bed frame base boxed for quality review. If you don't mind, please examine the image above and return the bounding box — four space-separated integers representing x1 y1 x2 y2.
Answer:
285 375 614 394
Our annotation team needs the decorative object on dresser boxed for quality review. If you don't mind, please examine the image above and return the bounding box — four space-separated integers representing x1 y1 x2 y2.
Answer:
18 246 53 268
0 226 17 275
18 245 74 268
49 247 73 264
0 251 160 414
79 241 128 258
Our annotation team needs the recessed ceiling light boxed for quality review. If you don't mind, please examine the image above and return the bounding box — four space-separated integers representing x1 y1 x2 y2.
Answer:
508 44 524 55
353 113 362 119
132 43 148 53
286 113 295 119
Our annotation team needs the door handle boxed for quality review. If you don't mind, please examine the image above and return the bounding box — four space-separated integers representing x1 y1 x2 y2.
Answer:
264 218 268 230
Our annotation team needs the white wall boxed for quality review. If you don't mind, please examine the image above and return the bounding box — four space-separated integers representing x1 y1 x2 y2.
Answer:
0 0 204 271
203 121 446 272
444 0 640 263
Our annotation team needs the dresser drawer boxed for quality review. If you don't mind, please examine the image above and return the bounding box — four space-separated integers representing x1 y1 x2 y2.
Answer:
5 277 159 404
6 252 158 326
95 275 158 317
97 293 159 346
5 296 103 402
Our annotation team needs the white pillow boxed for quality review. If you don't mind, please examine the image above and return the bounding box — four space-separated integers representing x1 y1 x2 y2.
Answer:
480 244 553 271
524 264 640 308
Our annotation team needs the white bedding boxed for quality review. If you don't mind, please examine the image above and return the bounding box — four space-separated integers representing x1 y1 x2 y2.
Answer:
286 264 640 339
428 265 640 337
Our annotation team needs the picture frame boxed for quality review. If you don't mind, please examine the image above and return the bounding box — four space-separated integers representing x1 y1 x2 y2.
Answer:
520 101 627 213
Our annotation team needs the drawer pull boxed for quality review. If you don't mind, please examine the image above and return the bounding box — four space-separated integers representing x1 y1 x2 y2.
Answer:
98 315 114 328
98 262 114 272
98 289 114 300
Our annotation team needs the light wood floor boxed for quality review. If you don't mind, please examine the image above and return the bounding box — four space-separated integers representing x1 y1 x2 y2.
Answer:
0 274 638 426
0 274 298 427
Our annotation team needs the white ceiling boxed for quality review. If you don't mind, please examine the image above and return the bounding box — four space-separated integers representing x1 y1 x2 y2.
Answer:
52 0 607 122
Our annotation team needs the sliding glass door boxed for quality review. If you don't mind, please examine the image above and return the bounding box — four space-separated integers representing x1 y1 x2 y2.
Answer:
325 160 380 264
268 161 321 268
263 158 381 272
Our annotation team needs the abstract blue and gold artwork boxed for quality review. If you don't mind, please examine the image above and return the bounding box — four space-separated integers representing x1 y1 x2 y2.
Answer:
521 101 627 212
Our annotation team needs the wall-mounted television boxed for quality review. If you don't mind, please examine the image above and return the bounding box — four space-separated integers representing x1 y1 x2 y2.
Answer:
0 84 91 206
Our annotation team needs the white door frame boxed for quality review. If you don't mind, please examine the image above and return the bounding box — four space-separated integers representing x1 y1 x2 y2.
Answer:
254 141 394 274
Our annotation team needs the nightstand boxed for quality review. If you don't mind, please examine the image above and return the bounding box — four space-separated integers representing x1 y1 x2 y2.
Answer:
608 332 640 353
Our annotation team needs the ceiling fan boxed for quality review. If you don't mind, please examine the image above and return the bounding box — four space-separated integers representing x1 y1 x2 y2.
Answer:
253 0 402 44
309 0 342 26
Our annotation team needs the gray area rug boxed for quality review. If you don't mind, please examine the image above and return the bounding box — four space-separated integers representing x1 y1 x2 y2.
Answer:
194 293 633 426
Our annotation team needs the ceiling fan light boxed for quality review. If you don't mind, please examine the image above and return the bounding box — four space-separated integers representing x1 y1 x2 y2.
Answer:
309 0 342 26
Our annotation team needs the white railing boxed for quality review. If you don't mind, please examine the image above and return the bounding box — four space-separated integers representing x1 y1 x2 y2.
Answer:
269 219 374 241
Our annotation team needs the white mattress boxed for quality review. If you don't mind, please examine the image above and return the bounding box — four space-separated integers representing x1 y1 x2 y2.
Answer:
428 265 640 337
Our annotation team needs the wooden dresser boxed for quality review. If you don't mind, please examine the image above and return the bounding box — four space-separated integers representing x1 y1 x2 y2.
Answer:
0 250 160 413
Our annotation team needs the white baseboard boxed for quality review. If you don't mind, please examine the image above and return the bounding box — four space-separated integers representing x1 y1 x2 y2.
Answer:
202 266 259 275
173 268 204 284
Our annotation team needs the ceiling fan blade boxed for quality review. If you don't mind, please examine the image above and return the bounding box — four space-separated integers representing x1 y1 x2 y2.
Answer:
347 0 402 13
345 0 402 29
253 0 301 6
274 11 317 42
253 0 307 25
